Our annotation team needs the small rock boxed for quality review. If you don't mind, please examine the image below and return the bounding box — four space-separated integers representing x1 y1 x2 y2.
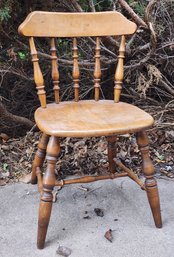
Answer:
56 245 72 257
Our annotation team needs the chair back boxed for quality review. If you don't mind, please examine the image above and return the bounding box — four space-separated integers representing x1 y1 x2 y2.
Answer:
18 11 137 107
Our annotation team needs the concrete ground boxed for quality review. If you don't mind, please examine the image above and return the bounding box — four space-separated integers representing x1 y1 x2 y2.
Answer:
0 177 174 257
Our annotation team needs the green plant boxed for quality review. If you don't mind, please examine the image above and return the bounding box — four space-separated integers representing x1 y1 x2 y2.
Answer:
0 6 11 22
127 0 145 17
18 51 27 60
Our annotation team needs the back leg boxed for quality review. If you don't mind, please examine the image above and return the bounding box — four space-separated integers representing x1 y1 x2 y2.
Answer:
136 131 162 228
31 133 49 184
107 136 117 173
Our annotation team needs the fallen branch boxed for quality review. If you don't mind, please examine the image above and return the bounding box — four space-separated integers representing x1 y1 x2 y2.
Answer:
0 102 34 129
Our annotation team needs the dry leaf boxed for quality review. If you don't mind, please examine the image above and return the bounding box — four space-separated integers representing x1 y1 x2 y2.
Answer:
104 229 113 243
19 173 31 184
167 172 174 178
0 180 6 186
83 215 91 219
94 208 104 217
0 133 10 142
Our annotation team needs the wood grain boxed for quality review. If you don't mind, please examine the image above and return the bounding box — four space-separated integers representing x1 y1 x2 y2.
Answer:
72 38 80 101
94 37 101 101
50 38 60 104
137 131 162 228
34 100 154 137
18 11 137 37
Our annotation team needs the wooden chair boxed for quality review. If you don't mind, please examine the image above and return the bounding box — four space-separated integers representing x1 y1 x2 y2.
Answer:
18 11 162 249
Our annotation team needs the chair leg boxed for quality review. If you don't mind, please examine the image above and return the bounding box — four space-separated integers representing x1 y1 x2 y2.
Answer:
31 133 49 184
107 136 117 173
136 131 162 228
37 136 60 249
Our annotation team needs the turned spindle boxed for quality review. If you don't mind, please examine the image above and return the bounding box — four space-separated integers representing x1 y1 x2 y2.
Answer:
114 35 125 103
107 136 117 173
29 37 46 108
50 38 60 103
94 37 101 101
72 38 80 101
31 133 49 184
137 131 162 228
37 136 60 249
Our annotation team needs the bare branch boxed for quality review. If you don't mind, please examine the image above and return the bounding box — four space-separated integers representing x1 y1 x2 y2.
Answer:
70 0 83 12
159 79 174 96
145 0 157 23
118 0 148 29
88 0 96 12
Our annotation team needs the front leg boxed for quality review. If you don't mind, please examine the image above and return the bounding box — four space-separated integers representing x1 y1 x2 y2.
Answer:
37 136 60 249
136 131 162 228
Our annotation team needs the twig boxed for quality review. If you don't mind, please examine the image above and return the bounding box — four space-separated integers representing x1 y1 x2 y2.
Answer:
75 185 89 191
159 79 174 96
0 68 32 81
85 186 102 196
144 0 157 23
88 0 96 12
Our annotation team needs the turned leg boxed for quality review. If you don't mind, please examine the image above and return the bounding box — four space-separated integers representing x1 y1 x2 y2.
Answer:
107 136 117 173
136 131 162 228
31 133 49 184
37 136 60 249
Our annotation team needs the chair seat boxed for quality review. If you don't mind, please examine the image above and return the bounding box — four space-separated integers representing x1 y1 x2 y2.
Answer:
35 100 154 137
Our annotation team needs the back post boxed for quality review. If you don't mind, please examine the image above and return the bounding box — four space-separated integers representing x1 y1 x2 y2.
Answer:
50 38 60 103
72 38 80 101
114 35 126 103
29 37 46 108
94 37 101 101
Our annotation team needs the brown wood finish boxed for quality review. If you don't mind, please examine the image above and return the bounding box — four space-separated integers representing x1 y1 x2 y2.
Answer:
37 136 60 249
36 168 128 193
29 37 46 108
113 158 146 190
54 172 128 187
34 100 154 137
18 11 137 37
50 38 60 104
107 136 117 173
136 131 162 228
114 35 125 103
36 167 43 193
18 11 162 250
72 38 80 101
94 37 101 101
31 133 49 184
